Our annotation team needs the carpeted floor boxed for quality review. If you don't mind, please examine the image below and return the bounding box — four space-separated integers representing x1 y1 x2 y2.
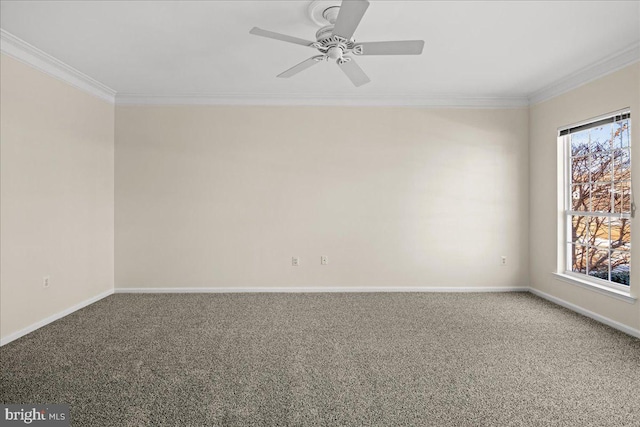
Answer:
1 292 639 426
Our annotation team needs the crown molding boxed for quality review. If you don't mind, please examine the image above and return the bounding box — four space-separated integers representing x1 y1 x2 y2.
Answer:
1 28 638 108
115 93 530 109
529 42 640 106
0 29 116 104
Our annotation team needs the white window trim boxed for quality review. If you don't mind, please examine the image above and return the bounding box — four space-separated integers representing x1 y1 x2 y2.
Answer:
552 272 636 303
557 109 633 300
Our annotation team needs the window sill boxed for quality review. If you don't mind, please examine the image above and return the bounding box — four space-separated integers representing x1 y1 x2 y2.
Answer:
552 273 637 303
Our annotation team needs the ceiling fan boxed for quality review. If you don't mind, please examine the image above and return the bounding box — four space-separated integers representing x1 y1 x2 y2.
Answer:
249 0 424 87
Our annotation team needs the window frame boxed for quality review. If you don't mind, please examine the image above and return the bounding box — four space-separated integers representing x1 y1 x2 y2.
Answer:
559 109 632 294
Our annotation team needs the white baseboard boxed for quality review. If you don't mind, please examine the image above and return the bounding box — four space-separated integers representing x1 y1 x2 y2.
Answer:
114 286 530 294
529 288 640 339
3 286 636 347
0 289 114 346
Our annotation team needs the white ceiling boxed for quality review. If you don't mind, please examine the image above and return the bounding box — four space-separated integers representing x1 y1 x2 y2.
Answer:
1 0 639 101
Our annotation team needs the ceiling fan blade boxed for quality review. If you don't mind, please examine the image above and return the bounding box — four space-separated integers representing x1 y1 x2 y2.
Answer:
249 27 315 47
355 40 425 55
277 56 324 78
337 58 370 87
332 0 370 40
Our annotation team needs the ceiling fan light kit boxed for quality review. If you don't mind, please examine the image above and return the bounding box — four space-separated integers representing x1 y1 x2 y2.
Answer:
249 0 425 87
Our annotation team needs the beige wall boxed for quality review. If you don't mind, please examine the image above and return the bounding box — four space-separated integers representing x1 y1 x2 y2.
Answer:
5 43 635 341
115 106 529 289
529 63 640 330
0 54 115 340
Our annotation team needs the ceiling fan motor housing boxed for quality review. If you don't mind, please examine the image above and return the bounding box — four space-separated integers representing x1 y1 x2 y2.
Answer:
309 2 363 62
315 25 335 42
312 34 356 63
251 0 424 87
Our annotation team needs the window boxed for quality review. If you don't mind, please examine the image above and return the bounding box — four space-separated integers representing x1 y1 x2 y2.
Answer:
561 110 632 289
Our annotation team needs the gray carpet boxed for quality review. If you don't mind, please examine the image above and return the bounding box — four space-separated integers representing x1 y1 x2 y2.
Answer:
1 292 639 426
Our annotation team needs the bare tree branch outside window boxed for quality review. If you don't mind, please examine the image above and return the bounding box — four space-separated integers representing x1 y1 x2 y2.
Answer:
568 119 631 285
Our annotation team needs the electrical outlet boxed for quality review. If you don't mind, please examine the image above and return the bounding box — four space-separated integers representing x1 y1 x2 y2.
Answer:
43 276 50 288
292 257 300 266
501 256 507 266
321 256 328 265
